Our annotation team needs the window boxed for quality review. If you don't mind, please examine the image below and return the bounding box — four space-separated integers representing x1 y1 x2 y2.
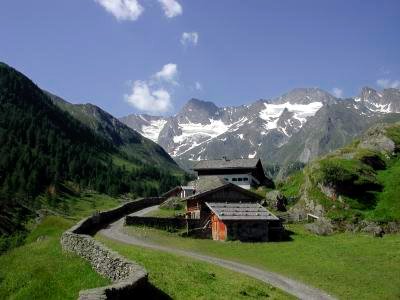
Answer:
238 178 243 182
224 178 229 181
243 177 248 181
232 178 237 181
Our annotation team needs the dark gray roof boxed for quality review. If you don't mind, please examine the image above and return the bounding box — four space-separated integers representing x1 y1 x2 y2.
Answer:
193 158 260 170
187 176 229 194
205 202 279 221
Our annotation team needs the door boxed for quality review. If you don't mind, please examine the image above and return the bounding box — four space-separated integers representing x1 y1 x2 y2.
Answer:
218 220 227 241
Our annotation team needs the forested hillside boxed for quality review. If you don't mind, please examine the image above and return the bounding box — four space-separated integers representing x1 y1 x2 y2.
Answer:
0 62 185 235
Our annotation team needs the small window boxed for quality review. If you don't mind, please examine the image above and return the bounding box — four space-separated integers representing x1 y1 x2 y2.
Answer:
232 178 237 181
224 178 229 181
243 177 248 181
238 178 243 182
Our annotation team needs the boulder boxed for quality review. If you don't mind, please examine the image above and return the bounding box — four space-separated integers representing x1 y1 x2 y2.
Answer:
358 132 395 154
361 222 384 237
305 217 334 236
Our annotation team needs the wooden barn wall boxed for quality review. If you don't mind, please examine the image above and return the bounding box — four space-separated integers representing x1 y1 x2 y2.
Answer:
186 199 199 212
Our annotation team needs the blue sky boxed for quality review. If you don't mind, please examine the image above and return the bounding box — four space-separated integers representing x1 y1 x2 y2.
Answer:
1 0 399 117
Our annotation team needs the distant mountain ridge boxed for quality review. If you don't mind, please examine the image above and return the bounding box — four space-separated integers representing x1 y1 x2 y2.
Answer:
46 91 178 168
120 87 400 171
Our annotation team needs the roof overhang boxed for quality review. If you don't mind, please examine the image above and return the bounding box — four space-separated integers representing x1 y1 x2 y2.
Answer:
205 202 279 221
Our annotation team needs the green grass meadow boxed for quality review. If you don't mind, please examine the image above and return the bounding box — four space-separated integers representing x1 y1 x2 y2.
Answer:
122 224 400 300
0 216 110 300
0 192 120 300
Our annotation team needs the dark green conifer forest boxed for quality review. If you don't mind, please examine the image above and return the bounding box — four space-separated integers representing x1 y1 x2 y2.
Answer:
0 62 185 237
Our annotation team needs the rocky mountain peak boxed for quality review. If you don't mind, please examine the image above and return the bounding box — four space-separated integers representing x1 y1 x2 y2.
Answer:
275 88 336 105
177 98 220 124
182 98 218 112
359 86 380 100
355 86 400 113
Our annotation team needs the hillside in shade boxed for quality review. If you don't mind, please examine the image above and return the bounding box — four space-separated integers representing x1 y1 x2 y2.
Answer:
0 62 185 235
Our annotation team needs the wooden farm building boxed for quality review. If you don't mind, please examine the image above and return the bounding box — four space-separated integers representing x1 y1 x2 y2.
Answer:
183 176 283 241
206 202 280 241
193 157 273 190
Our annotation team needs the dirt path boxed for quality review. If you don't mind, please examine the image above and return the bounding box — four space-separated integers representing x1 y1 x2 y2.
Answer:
98 205 336 300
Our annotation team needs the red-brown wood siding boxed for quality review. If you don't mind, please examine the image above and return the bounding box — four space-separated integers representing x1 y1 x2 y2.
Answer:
211 213 227 241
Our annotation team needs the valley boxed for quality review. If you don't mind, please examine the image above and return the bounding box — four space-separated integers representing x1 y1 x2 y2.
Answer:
0 62 399 300
1 2 399 299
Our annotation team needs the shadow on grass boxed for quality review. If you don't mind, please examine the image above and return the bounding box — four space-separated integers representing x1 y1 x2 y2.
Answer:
105 282 172 299
280 228 295 242
135 282 172 300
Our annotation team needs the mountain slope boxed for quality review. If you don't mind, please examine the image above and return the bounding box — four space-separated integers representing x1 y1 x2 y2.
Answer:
46 92 178 169
0 62 184 235
121 87 400 172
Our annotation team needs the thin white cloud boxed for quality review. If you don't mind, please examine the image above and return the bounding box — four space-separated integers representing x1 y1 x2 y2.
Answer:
154 63 178 84
125 80 172 113
377 78 400 89
94 0 144 21
378 67 391 76
181 32 199 47
195 81 202 91
332 87 343 98
158 0 182 18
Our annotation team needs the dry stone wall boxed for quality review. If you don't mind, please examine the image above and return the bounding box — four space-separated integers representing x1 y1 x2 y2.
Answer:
125 215 202 231
61 197 166 300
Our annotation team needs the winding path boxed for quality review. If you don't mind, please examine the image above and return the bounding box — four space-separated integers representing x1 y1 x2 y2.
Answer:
98 205 336 300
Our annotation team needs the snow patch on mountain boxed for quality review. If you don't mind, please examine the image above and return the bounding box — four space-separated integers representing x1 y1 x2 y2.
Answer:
173 119 229 144
259 102 323 130
141 119 168 142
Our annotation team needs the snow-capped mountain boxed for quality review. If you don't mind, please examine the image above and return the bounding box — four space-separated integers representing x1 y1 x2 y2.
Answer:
120 87 400 170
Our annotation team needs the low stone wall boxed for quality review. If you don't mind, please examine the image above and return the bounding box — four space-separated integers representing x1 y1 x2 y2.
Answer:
61 197 166 300
125 215 202 231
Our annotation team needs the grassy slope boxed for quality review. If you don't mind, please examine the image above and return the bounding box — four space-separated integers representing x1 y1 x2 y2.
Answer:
277 171 304 199
96 235 292 300
37 190 121 221
121 224 400 300
144 207 186 218
277 123 400 221
0 193 121 299
0 216 109 299
370 158 400 220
